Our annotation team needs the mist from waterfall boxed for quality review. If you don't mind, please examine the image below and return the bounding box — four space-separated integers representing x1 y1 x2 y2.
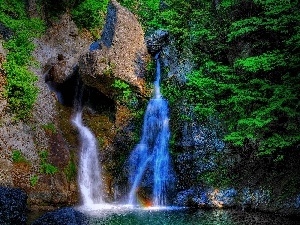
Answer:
72 85 103 208
128 54 172 206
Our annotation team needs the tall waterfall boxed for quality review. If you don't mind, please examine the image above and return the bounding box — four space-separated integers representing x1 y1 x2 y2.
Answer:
72 86 103 207
128 54 172 206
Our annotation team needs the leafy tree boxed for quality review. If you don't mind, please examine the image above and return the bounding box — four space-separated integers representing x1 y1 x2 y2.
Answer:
71 0 109 30
159 0 300 156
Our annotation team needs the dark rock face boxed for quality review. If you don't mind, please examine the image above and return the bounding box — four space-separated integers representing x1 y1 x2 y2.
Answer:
100 1 117 49
146 30 169 55
31 207 88 225
0 186 27 224
0 23 13 40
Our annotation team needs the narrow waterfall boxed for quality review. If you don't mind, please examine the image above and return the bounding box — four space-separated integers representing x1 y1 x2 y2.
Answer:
128 54 172 206
72 86 103 207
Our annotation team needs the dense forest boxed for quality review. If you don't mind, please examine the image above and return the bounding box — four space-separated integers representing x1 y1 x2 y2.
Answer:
1 0 300 203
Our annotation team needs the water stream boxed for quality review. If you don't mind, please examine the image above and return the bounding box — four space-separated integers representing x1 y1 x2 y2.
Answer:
128 54 173 206
71 83 104 209
72 111 103 207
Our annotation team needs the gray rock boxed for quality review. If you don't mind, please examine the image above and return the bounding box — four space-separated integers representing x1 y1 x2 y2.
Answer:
79 0 150 99
146 30 169 55
0 186 27 225
31 207 88 225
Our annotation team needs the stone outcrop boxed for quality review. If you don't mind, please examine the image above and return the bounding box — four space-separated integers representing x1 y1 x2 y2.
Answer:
146 29 169 55
0 187 27 224
31 207 88 225
38 14 92 85
0 13 93 210
79 0 150 99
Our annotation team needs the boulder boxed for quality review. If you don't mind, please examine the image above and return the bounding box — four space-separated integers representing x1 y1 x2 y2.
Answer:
0 186 27 224
146 29 169 55
79 0 150 99
44 54 78 84
31 207 88 225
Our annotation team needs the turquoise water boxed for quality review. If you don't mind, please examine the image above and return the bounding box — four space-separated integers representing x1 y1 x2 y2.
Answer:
86 208 299 225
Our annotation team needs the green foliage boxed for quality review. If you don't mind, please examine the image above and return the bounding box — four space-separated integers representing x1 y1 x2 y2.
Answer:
234 50 286 72
64 153 77 182
39 150 58 175
30 174 39 186
198 170 229 188
103 62 116 76
42 123 57 134
0 0 46 120
161 0 300 157
119 0 161 30
97 137 105 147
112 79 134 103
71 0 109 32
11 149 27 163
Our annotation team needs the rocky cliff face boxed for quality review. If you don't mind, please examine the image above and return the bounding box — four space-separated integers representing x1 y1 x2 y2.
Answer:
76 0 151 201
0 0 151 209
157 32 300 215
0 13 93 210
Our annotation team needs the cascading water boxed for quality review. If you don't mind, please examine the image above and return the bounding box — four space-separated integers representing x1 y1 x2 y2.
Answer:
72 86 103 208
128 54 172 207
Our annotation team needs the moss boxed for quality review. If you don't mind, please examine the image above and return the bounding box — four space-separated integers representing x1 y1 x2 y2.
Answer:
41 123 56 134
64 152 77 182
57 103 78 147
11 149 28 163
84 110 115 149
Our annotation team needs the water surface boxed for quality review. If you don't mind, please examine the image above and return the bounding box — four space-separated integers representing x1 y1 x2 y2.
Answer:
86 208 300 225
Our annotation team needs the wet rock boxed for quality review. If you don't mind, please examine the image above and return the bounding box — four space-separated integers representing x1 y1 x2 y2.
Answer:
146 30 169 55
79 0 150 99
174 187 207 207
207 188 237 208
0 23 14 40
0 186 27 224
31 207 88 225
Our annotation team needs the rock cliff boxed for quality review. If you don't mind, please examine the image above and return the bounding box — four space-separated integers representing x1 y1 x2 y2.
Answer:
0 13 93 210
79 0 150 99
0 0 150 209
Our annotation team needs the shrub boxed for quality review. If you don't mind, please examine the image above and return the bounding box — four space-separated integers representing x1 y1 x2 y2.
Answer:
11 150 27 163
71 0 109 31
30 175 39 186
39 150 58 175
0 0 45 120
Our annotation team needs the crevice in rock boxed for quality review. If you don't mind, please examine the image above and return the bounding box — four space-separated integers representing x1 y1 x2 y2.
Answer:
89 1 117 51
45 67 116 121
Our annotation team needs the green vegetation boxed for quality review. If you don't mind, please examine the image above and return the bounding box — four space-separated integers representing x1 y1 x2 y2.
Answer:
117 0 300 196
145 0 300 157
112 79 137 105
39 150 58 175
42 123 57 134
0 0 109 120
0 0 46 120
30 174 39 186
64 152 77 182
71 0 109 38
43 0 109 37
11 149 27 163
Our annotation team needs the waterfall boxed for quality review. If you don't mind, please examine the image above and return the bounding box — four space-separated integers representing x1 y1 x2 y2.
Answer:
128 54 172 206
72 85 103 207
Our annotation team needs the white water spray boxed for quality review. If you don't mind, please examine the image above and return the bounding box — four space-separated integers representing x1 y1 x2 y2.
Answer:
72 110 103 207
128 54 172 206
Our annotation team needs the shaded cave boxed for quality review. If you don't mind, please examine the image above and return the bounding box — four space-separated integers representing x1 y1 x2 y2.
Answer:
45 67 116 121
